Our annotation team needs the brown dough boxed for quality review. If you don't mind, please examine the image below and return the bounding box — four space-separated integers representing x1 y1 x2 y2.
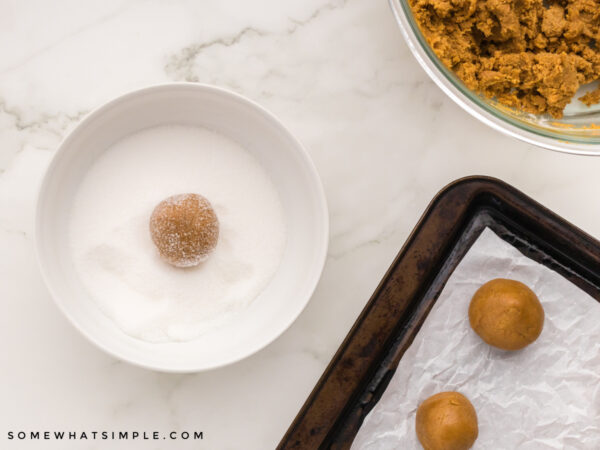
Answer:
150 193 219 267
409 0 600 118
416 391 478 450
469 278 544 350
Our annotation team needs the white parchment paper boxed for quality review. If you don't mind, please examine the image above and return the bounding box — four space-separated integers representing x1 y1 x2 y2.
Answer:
352 228 600 449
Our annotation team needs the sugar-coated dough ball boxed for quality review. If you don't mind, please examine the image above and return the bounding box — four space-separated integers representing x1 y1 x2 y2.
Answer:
150 193 219 267
416 391 478 450
469 278 544 351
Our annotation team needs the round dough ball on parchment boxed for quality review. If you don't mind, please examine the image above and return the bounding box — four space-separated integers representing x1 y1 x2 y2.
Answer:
416 391 478 450
469 278 544 351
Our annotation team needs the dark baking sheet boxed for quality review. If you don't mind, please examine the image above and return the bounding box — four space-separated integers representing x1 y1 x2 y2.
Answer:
278 176 600 450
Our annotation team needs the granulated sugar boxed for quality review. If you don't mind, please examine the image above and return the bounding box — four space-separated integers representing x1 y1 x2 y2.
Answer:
68 125 286 342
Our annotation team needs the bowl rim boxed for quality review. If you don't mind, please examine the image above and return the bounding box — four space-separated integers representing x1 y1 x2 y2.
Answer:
388 0 600 155
34 82 330 373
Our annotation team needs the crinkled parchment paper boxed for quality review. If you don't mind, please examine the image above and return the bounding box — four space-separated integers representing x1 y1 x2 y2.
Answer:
352 228 600 449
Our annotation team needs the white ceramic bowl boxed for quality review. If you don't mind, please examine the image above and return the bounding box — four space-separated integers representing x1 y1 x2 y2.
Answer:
36 83 329 372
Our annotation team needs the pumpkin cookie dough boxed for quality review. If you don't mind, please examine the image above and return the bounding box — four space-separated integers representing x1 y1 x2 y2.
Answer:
150 193 219 267
416 392 478 450
469 278 545 350
409 0 600 117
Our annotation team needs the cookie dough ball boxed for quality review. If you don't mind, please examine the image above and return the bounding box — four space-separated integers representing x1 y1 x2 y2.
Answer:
150 193 219 267
416 391 478 450
469 278 544 351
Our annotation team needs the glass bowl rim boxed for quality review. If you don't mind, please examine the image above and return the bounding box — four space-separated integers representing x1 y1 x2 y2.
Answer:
389 0 600 155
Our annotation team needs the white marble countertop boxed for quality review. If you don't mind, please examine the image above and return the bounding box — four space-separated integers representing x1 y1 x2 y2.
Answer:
2 1 600 449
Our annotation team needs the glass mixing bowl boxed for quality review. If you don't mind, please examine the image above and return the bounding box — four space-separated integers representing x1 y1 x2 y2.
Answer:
389 0 600 155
